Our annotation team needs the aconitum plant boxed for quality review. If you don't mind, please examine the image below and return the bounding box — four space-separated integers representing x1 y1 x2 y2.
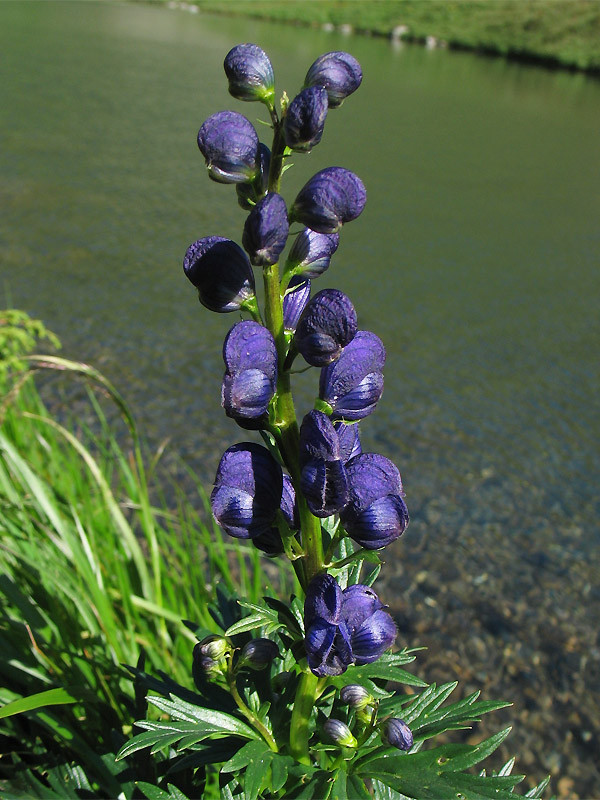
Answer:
119 43 548 800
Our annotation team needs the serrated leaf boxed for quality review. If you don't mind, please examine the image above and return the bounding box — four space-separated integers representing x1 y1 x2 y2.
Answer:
221 739 269 773
147 695 259 740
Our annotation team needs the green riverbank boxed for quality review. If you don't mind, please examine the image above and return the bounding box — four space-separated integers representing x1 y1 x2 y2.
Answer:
164 0 600 73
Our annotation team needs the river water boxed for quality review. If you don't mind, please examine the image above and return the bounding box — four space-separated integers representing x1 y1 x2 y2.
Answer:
2 2 599 795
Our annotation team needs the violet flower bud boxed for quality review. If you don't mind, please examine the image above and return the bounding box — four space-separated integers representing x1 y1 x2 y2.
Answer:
319 330 385 420
294 288 357 367
304 574 396 676
237 143 271 210
192 642 221 678
224 43 275 104
242 192 289 267
381 718 413 751
197 110 259 184
323 718 357 748
299 411 348 517
340 453 409 550
283 276 311 334
183 236 256 313
238 638 280 670
340 684 374 710
290 167 366 234
285 228 340 279
304 51 362 109
283 86 328 152
197 635 231 660
211 442 283 540
221 321 277 425
223 320 277 376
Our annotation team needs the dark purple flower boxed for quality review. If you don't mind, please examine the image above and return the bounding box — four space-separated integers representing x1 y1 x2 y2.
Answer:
294 289 357 367
319 330 385 420
237 143 271 210
183 236 255 313
290 167 366 234
224 43 275 104
304 574 396 677
299 411 348 517
340 453 409 550
242 192 289 267
304 51 362 109
283 277 311 333
197 110 259 184
285 228 340 279
211 442 283 540
283 86 328 152
334 421 362 463
381 718 413 751
221 321 277 426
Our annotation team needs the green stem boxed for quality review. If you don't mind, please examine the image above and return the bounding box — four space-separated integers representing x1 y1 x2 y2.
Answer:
226 662 279 753
289 669 320 763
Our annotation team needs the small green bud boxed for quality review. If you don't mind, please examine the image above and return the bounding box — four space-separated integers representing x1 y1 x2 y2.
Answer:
323 718 358 748
198 635 231 661
339 684 374 710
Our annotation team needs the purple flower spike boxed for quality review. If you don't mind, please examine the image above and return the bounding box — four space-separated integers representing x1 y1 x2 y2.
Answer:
299 411 348 517
224 43 275 104
222 321 277 426
304 51 362 109
237 143 271 211
211 442 283 540
290 167 366 234
284 86 328 152
340 453 409 550
283 276 311 333
319 330 385 420
242 192 289 267
183 236 255 313
286 228 340 279
197 110 259 184
304 574 396 676
294 288 357 367
280 473 300 531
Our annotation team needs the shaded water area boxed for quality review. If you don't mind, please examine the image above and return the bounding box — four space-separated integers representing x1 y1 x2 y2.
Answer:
2 2 599 795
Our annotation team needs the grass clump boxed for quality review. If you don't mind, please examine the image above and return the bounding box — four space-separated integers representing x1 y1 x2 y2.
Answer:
0 312 290 797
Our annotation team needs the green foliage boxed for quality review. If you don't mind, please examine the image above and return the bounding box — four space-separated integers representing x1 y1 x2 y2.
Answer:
0 345 289 797
192 0 600 71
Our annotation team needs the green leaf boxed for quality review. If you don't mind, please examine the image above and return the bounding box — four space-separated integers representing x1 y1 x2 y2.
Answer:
221 739 269 773
525 775 551 798
136 783 172 800
270 753 295 793
0 687 80 719
245 748 273 800
347 774 375 799
357 729 521 800
147 694 260 740
371 778 406 800
328 770 346 799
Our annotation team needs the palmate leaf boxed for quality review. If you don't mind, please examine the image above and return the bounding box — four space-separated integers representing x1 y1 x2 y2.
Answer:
356 728 525 800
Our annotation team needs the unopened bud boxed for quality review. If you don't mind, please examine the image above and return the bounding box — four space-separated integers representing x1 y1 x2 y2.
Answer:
323 718 357 748
381 717 413 751
339 684 373 710
197 635 231 661
238 638 280 670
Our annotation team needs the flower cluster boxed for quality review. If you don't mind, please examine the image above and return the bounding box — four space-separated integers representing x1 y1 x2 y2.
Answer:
184 41 412 758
